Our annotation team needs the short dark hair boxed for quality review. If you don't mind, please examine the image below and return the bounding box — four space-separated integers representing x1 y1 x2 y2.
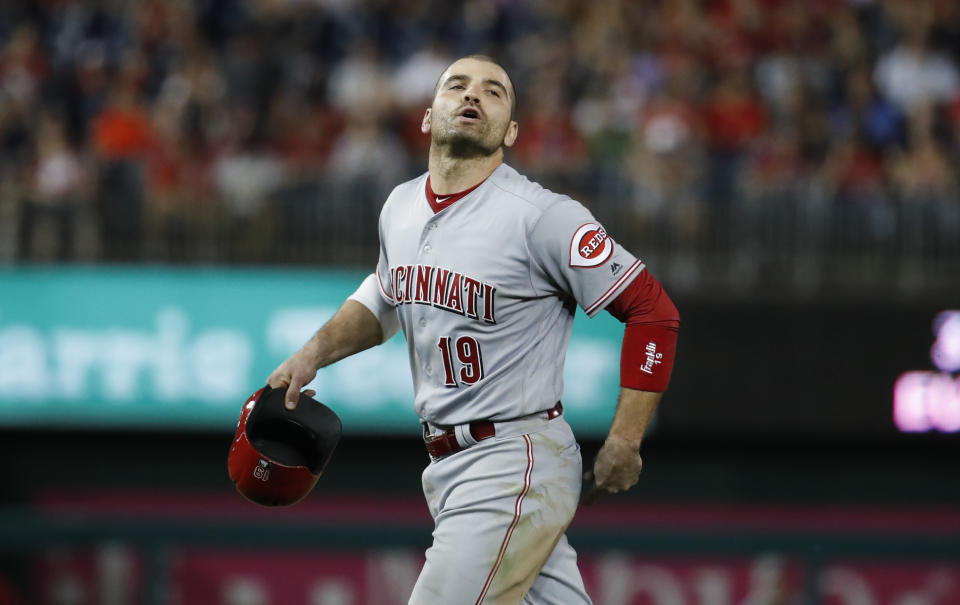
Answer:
434 54 517 120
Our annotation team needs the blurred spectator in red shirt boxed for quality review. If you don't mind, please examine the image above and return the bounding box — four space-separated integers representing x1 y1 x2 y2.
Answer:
268 92 341 181
704 68 769 152
702 67 768 204
93 87 153 161
512 70 587 177
92 71 154 260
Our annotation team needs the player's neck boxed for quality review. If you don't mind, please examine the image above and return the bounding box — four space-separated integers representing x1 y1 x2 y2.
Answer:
427 147 503 195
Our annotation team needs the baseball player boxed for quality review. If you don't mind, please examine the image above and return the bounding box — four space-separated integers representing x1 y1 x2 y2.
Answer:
268 55 680 604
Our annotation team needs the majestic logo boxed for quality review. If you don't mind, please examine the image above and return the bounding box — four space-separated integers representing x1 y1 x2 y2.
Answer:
610 262 623 275
570 223 614 268
253 459 272 481
388 264 497 324
640 341 663 375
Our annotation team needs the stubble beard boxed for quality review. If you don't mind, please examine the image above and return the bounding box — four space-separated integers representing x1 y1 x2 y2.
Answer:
432 115 507 159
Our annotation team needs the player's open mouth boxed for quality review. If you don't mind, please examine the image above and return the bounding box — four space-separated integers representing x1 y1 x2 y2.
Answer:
457 108 481 122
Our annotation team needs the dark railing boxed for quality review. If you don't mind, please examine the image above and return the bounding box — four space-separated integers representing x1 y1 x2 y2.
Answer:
9 170 960 300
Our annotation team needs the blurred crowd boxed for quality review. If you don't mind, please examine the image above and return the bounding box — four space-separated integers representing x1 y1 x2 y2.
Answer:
1 0 959 268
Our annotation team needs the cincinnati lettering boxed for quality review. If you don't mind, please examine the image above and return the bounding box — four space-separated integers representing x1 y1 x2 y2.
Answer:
389 264 497 323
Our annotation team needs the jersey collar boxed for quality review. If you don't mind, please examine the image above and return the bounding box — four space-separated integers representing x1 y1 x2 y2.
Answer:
425 175 487 214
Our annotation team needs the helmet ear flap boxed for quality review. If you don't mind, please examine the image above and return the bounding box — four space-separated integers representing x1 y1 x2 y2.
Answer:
228 386 342 506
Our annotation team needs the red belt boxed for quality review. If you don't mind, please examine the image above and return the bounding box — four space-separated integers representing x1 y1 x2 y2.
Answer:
424 402 563 460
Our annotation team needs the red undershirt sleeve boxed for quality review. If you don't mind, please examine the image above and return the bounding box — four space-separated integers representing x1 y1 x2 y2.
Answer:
605 269 680 392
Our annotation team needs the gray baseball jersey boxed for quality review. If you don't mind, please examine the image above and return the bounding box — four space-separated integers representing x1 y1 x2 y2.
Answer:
373 162 644 426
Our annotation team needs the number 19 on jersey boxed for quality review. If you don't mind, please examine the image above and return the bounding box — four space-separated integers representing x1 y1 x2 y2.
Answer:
437 336 484 387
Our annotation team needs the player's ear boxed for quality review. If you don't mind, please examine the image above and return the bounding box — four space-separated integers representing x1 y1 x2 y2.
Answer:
421 108 432 134
502 120 519 148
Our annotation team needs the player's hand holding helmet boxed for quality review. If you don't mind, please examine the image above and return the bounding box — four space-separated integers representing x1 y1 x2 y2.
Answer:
267 345 322 410
228 386 342 506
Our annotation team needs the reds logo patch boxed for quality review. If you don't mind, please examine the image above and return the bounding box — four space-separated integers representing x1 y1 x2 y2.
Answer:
253 459 272 482
569 223 614 268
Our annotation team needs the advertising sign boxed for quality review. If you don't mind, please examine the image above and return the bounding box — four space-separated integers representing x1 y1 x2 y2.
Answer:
0 268 623 435
38 546 960 605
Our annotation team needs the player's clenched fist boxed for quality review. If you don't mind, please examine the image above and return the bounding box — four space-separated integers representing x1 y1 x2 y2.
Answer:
267 346 320 410
590 435 643 494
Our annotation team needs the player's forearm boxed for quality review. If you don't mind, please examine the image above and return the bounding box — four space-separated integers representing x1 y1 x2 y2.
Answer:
302 300 383 369
605 388 662 449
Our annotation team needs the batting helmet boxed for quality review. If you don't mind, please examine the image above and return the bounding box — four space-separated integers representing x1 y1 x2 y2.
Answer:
228 386 342 506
